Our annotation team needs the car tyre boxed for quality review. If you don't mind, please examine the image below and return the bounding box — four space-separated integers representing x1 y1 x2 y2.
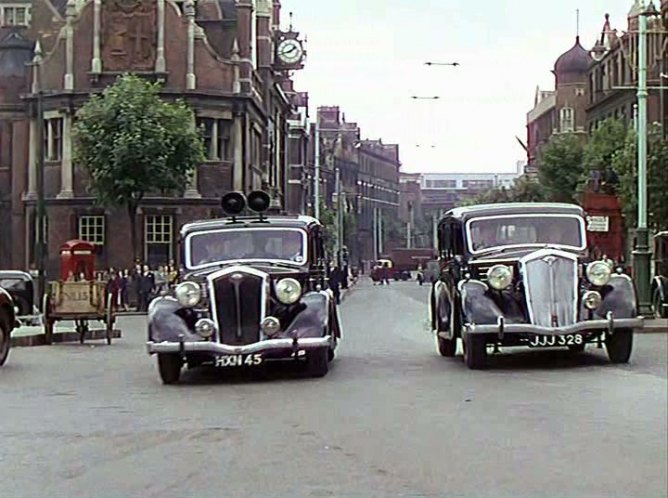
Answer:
463 333 487 370
653 289 667 319
605 328 633 364
306 347 329 377
436 334 457 357
0 319 11 367
158 354 183 384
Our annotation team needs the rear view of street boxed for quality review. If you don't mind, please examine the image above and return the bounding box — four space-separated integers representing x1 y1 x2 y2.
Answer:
1 279 666 498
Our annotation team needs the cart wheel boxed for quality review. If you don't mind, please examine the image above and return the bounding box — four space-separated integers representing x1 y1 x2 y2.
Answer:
42 294 54 345
105 294 114 345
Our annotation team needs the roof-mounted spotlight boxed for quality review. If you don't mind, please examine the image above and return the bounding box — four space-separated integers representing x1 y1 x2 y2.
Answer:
247 190 271 218
221 191 246 219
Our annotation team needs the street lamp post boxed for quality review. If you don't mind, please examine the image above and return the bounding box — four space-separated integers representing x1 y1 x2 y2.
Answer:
33 41 47 306
633 1 659 315
313 114 321 220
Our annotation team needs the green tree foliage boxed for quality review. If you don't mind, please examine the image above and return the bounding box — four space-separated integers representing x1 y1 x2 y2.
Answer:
612 124 668 231
511 175 548 202
538 133 585 202
582 118 627 175
73 74 205 259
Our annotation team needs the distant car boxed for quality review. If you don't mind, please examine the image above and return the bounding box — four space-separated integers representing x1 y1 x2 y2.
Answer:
146 191 341 384
651 231 668 318
0 271 41 327
430 203 644 369
0 287 16 367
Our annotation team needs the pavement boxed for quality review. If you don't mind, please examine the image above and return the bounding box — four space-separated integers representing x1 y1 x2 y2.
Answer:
0 278 666 498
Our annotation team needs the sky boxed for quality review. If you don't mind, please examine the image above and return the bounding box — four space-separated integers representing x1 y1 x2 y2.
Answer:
279 0 637 173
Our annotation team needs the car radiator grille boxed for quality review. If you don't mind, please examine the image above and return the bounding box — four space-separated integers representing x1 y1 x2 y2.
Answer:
521 252 577 327
212 272 264 345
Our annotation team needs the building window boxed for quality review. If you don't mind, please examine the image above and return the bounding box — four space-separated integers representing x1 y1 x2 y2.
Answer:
217 120 232 161
1 5 31 26
560 107 575 132
197 118 214 159
78 215 105 246
145 215 173 266
44 118 63 161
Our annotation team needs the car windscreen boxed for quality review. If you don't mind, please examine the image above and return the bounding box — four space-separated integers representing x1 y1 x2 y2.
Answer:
467 215 585 253
186 228 307 269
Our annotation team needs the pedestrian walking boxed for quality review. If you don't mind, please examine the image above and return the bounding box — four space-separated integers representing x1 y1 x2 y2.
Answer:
120 269 130 311
106 268 121 312
137 265 155 312
381 262 390 285
329 266 342 304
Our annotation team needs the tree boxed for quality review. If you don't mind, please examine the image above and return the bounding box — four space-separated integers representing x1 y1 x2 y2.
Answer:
511 176 547 202
538 133 585 202
73 74 205 259
580 117 627 193
613 124 668 232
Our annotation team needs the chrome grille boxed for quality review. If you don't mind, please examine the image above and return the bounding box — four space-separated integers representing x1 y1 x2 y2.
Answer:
520 250 577 327
209 268 267 345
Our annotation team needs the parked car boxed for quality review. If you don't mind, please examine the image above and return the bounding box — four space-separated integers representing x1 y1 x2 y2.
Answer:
430 203 644 369
652 231 668 318
146 191 342 384
0 270 41 326
0 287 16 366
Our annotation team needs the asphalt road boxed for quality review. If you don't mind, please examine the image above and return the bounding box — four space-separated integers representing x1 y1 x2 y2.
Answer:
1 279 666 498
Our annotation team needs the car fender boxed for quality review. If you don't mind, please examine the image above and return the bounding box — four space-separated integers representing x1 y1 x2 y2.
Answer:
147 296 200 343
458 280 503 325
598 274 638 319
0 287 16 330
283 290 333 339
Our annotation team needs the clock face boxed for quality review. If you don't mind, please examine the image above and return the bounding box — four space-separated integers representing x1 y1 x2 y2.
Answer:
277 38 304 65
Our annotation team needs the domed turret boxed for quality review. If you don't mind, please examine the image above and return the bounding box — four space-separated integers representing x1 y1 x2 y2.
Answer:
554 36 592 75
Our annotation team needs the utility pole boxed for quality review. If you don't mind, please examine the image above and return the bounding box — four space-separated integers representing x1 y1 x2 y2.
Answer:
406 201 413 249
633 1 657 315
334 166 342 265
378 209 384 256
34 41 47 306
372 207 378 262
313 114 320 220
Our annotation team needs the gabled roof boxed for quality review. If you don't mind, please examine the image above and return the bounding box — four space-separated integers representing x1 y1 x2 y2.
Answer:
0 29 33 79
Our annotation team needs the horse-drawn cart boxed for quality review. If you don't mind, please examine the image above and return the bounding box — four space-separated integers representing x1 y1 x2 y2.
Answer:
42 240 116 345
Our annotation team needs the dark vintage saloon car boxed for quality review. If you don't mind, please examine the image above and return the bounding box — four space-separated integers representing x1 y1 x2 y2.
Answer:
430 203 644 369
0 286 17 367
0 270 40 326
146 191 341 384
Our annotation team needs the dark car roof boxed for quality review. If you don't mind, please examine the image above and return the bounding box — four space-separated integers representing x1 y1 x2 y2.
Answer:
180 215 321 238
0 270 32 281
444 203 584 222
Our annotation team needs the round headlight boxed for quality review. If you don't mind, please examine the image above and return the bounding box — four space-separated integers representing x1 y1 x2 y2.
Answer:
583 290 602 310
261 316 281 336
586 261 612 287
175 281 201 307
487 264 513 290
195 318 216 338
275 278 302 304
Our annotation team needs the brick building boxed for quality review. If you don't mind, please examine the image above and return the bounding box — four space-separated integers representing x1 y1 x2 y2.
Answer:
586 4 668 130
0 0 307 273
526 36 591 169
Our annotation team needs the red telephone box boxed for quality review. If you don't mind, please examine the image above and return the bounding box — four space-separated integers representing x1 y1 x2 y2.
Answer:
59 240 96 281
581 192 625 263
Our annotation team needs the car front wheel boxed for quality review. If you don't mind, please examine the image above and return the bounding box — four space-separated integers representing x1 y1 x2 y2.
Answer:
306 348 329 377
0 319 11 367
605 329 633 364
157 354 183 384
463 333 487 370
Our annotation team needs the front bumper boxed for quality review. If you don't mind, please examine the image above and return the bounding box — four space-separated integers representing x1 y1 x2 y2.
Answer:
462 313 644 336
147 335 333 356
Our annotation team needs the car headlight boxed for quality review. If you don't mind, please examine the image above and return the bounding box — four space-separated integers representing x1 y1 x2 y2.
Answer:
586 260 612 286
582 290 602 310
486 264 513 290
275 278 302 304
175 281 201 307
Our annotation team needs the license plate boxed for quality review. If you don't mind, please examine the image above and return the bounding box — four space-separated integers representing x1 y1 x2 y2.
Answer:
528 334 584 348
215 354 263 368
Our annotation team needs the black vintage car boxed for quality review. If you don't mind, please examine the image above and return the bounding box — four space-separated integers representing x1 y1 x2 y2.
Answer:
0 286 16 367
430 203 644 369
0 271 40 326
146 191 341 384
651 231 668 318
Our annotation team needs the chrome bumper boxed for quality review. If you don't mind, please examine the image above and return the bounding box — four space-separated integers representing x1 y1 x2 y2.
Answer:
146 336 333 355
463 313 644 336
